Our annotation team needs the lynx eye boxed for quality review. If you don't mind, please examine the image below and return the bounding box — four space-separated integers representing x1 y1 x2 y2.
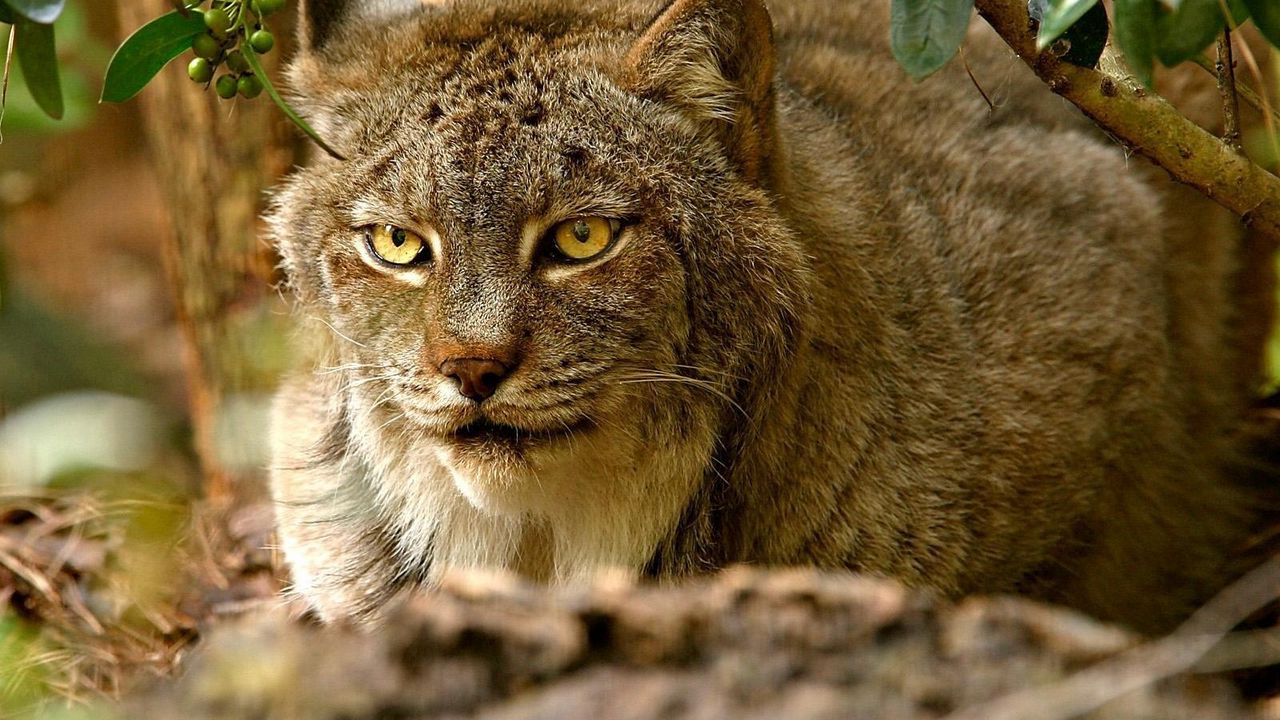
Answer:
548 217 620 262
366 224 429 266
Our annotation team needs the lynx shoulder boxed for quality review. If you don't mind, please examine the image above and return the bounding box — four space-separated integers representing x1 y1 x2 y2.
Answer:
269 0 1270 632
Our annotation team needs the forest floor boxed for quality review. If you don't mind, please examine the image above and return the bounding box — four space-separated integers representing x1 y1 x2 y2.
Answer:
0 489 280 713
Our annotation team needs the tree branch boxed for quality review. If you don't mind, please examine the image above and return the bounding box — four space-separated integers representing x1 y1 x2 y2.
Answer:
1192 53 1280 131
944 556 1280 720
973 0 1280 241
1216 30 1243 152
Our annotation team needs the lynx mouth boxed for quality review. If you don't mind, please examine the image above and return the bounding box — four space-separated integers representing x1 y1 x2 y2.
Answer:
447 416 593 451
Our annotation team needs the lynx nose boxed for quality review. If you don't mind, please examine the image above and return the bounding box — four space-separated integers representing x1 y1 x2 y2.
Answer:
439 358 511 401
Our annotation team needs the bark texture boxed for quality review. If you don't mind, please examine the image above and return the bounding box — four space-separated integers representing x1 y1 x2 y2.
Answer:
125 570 1258 720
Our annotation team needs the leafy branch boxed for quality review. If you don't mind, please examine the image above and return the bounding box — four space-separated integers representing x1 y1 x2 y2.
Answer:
0 0 341 159
891 0 1280 241
981 0 1280 238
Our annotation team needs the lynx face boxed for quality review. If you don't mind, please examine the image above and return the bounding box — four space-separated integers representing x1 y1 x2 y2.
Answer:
271 1 805 519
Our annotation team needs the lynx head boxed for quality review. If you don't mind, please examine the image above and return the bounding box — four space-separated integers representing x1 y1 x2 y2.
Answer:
270 0 809 529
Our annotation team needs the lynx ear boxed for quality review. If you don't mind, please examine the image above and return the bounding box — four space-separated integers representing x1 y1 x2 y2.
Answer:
624 0 781 187
298 0 424 52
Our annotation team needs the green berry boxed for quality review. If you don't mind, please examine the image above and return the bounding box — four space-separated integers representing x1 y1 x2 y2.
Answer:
215 74 239 99
204 8 231 36
251 0 285 16
187 57 214 84
249 29 275 54
237 74 264 99
225 50 250 73
191 33 222 60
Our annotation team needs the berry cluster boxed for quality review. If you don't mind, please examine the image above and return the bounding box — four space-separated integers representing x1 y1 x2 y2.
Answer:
185 0 283 100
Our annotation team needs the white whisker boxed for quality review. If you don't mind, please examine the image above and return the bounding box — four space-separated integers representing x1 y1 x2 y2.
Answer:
344 373 400 392
670 363 745 382
317 317 369 349
315 363 383 375
615 369 749 420
374 411 407 435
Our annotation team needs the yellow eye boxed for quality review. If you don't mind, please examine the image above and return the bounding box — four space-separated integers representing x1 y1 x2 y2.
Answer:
367 224 428 265
550 217 620 262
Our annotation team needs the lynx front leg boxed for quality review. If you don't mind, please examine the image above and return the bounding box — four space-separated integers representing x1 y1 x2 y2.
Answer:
270 376 415 623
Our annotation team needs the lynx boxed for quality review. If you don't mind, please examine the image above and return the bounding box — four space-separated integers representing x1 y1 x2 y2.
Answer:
270 0 1272 632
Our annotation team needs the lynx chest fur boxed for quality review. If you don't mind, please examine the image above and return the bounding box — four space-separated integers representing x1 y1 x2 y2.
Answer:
271 0 1262 632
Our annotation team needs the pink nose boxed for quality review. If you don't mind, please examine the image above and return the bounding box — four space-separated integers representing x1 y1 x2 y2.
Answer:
439 358 511 401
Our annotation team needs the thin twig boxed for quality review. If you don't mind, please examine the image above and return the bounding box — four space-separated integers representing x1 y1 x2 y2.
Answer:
1194 626 1280 673
1228 27 1280 167
1 24 15 143
960 47 994 112
944 556 1280 720
1192 53 1280 131
1217 31 1243 152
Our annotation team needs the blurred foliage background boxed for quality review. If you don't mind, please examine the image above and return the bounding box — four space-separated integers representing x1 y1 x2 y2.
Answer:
1 2 290 716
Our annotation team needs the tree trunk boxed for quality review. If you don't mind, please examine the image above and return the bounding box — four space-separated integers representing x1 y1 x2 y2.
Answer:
114 1 296 504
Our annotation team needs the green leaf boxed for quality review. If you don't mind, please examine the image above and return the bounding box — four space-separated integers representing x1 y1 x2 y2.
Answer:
3 0 63 24
242 46 346 161
1154 0 1248 67
1114 0 1158 86
890 0 976 80
0 4 15 24
0 3 99 133
1035 0 1100 50
14 19 61 119
101 9 205 103
1243 0 1280 47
